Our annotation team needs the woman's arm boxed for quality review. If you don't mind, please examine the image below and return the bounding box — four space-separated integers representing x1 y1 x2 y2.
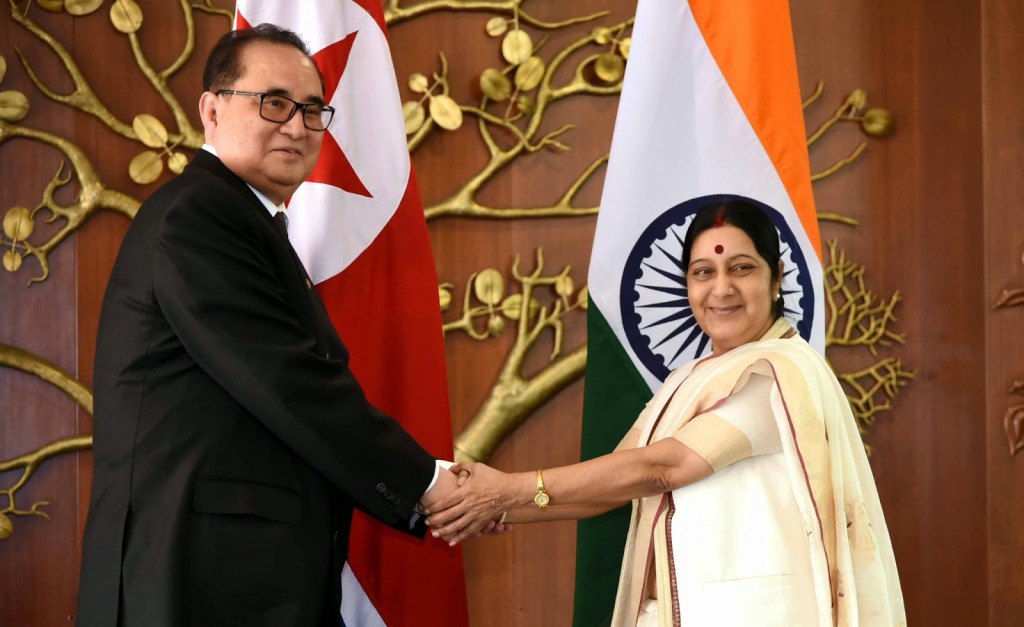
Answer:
502 501 627 524
427 438 712 544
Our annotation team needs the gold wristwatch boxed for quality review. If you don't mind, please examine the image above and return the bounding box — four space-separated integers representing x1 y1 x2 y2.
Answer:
534 470 550 508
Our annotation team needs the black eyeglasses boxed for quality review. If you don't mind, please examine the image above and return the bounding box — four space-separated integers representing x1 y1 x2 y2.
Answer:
216 90 335 131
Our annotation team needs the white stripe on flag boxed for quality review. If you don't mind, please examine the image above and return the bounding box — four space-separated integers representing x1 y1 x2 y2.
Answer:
341 562 386 627
589 0 824 392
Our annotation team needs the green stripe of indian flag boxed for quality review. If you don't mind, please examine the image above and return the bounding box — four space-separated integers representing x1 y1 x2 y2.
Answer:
573 302 651 627
575 0 821 623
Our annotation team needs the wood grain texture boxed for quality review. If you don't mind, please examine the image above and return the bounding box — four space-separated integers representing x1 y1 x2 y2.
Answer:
982 0 1024 624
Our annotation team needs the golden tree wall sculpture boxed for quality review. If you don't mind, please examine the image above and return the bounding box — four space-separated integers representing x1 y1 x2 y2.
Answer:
1 0 910 539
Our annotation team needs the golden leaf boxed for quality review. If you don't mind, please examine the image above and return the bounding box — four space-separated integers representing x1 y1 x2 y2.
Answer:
516 95 534 115
0 90 30 122
0 56 7 84
480 68 511 102
473 268 505 306
502 30 533 66
428 95 463 131
3 250 23 273
167 152 189 174
439 285 452 312
487 316 506 337
408 73 429 94
36 0 63 11
132 114 168 148
554 275 574 298
65 0 105 16
848 88 868 111
861 109 893 137
595 53 625 83
501 294 523 320
129 150 163 185
485 16 508 37
577 285 590 310
592 27 612 45
620 38 632 60
3 206 34 241
110 0 144 34
0 512 13 539
514 56 545 92
403 101 425 135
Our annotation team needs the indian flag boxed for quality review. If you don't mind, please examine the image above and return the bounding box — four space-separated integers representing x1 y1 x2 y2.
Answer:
574 1 823 624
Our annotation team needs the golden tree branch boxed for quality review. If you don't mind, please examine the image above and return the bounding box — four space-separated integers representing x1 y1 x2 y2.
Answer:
0 122 140 284
160 0 198 80
818 212 860 226
384 0 608 29
455 346 586 463
0 344 93 413
802 80 825 110
421 16 629 221
190 1 233 20
10 0 200 147
0 344 94 538
811 142 866 182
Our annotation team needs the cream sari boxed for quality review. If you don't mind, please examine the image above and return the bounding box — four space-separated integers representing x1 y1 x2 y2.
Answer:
610 318 905 626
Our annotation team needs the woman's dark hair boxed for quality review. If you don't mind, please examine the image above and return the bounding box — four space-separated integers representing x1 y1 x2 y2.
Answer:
203 23 323 92
681 199 786 320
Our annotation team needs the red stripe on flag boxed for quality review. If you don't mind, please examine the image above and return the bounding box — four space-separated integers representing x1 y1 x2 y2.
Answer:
352 0 389 40
315 172 468 627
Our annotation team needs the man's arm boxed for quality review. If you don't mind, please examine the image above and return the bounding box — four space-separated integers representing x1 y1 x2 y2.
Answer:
152 184 436 526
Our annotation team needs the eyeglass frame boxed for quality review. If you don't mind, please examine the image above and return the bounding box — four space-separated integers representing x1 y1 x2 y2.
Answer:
215 89 335 131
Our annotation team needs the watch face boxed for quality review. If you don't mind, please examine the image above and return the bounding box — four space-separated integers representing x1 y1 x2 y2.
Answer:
535 492 550 507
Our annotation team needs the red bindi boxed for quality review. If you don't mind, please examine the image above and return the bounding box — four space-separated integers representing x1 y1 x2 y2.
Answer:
714 244 724 254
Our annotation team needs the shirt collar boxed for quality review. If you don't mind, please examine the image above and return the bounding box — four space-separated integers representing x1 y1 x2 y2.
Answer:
201 144 285 218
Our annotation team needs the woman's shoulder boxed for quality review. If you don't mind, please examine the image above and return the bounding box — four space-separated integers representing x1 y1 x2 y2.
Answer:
737 333 827 372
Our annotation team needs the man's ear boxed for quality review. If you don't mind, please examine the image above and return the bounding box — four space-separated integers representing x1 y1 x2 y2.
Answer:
198 91 218 136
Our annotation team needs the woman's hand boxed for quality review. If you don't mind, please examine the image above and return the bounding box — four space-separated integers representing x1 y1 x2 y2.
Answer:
426 462 528 545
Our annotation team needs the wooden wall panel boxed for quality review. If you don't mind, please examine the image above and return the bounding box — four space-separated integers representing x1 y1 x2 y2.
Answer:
983 0 1024 624
1 11 83 626
795 1 989 624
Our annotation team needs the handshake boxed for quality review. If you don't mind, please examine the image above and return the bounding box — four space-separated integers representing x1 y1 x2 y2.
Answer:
419 461 526 546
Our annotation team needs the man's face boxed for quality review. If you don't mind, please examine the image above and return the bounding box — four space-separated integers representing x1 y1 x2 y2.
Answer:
200 41 324 204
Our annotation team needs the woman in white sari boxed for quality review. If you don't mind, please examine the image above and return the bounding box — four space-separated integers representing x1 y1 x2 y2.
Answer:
427 201 905 626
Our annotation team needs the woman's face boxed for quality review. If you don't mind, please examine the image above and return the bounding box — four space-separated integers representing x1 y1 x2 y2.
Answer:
686 225 781 355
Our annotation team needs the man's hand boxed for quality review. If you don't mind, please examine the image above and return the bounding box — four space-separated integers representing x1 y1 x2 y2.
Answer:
426 462 528 545
419 463 460 515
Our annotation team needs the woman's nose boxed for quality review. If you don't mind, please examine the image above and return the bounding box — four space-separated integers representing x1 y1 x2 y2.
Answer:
712 275 734 297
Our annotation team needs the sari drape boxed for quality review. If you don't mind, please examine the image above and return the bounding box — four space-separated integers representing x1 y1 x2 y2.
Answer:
610 319 905 627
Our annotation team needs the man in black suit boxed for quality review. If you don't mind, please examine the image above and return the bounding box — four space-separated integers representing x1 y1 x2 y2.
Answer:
77 24 466 626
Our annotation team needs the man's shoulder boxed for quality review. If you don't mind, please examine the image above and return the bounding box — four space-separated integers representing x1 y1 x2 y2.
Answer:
138 155 258 223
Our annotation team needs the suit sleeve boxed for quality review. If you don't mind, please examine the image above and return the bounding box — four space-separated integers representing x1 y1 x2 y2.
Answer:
150 185 436 527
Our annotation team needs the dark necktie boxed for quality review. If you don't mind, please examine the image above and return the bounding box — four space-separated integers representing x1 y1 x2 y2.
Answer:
272 211 289 239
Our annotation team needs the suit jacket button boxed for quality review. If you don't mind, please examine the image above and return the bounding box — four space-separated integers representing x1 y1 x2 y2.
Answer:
376 483 387 494
384 489 395 500
391 495 401 505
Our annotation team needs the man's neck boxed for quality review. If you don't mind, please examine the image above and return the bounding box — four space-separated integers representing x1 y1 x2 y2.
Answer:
200 144 285 216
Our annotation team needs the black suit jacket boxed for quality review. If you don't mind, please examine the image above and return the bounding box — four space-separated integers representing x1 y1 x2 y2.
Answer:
77 150 437 627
